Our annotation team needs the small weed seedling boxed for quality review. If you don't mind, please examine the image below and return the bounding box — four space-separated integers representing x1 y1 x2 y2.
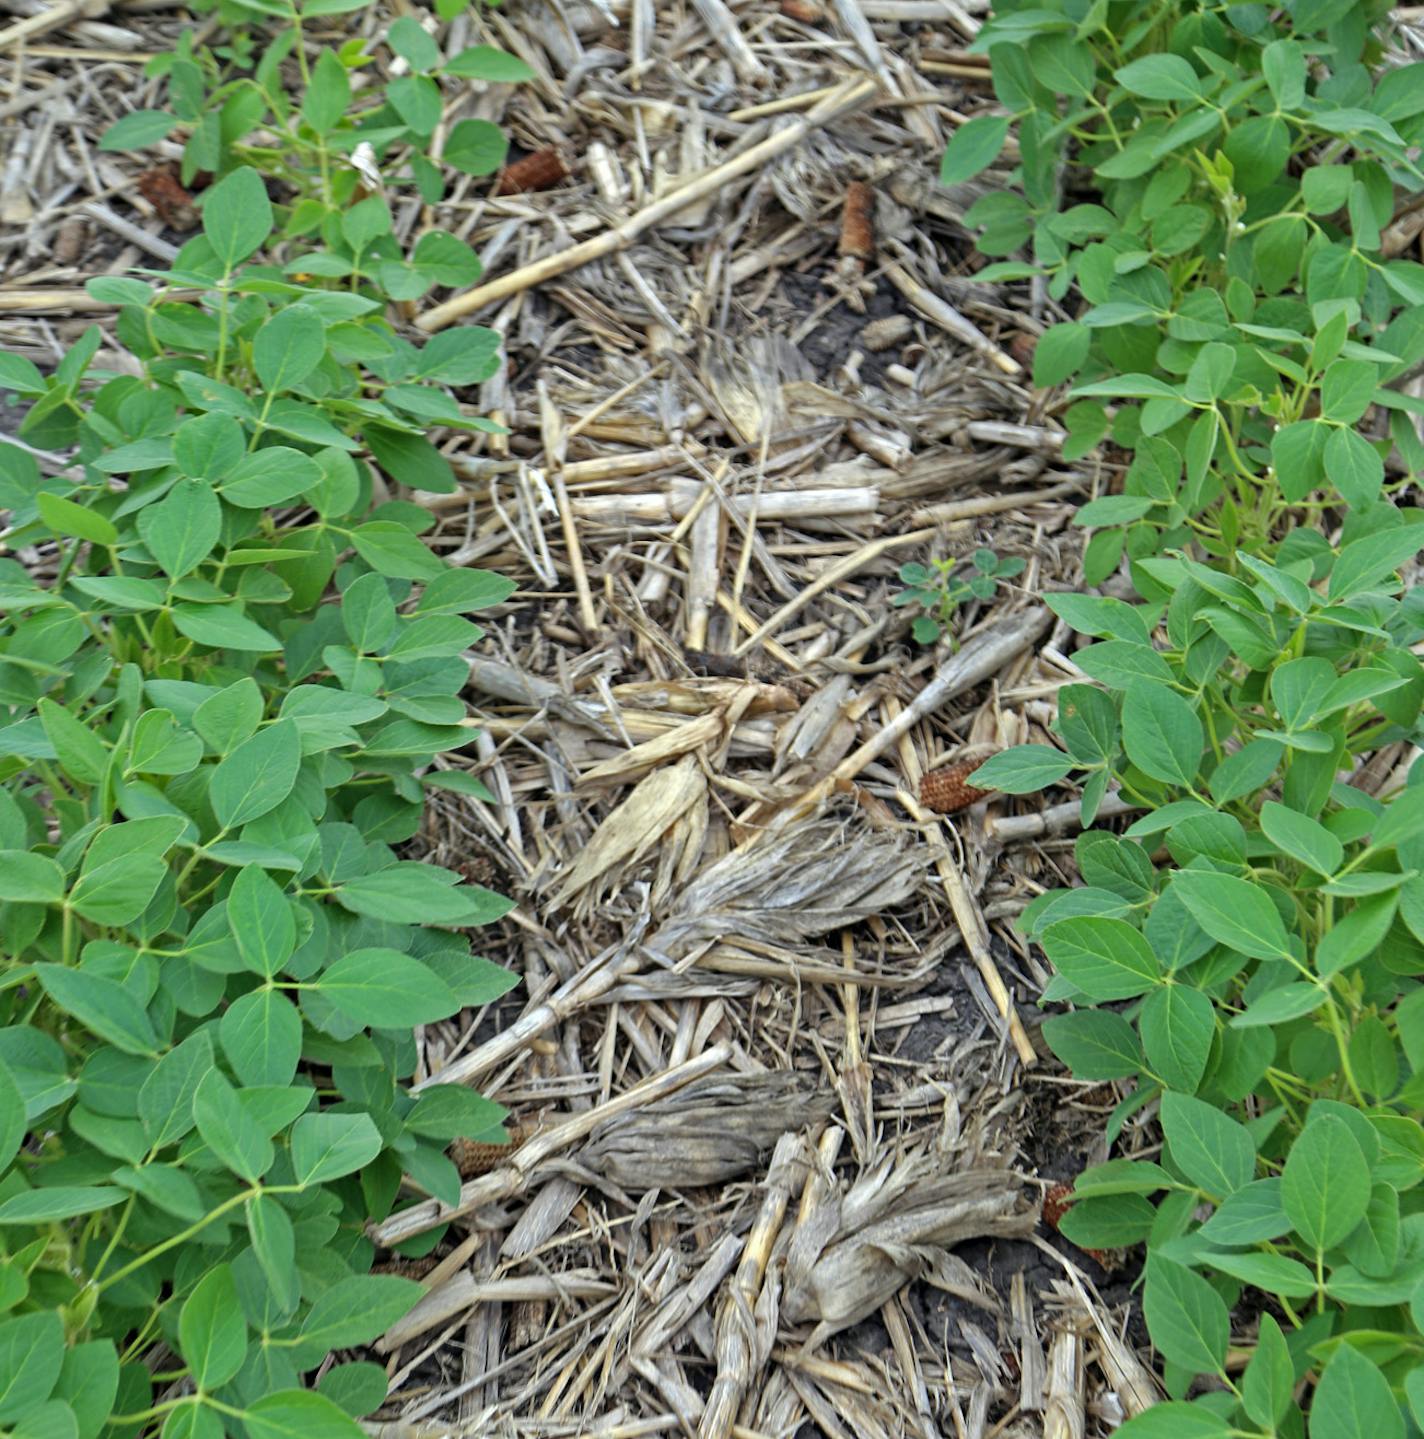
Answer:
896 548 1025 644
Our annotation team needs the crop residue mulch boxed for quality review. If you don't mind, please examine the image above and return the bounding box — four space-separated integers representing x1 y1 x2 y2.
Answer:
0 0 1175 1433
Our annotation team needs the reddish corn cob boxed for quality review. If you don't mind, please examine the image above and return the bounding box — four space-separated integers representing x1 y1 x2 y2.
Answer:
1042 1182 1074 1230
449 1127 525 1178
137 166 199 231
494 149 570 196
919 758 992 815
370 1254 440 1278
1042 1180 1123 1270
839 181 874 261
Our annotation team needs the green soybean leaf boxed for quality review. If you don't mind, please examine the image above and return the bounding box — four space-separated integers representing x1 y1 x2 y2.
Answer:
138 1030 214 1148
1329 526 1424 601
0 1188 125 1225
70 576 166 611
1200 1179 1291 1243
1282 1115 1371 1252
38 698 109 786
302 49 351 132
444 119 508 176
1160 1091 1256 1196
1170 872 1293 960
289 1112 382 1186
1121 682 1202 786
0 851 64 903
342 572 398 652
443 44 534 81
171 604 281 652
220 990 302 1086
192 1069 273 1182
417 567 515 615
1041 916 1160 999
961 744 1073 794
243 1391 366 1439
1262 38 1305 107
386 614 479 662
1139 985 1214 1093
1113 1405 1228 1439
1324 426 1384 509
940 114 1010 185
1231 981 1328 1027
99 109 177 151
246 1193 298 1314
318 1364 388 1418
351 521 446 579
173 412 244 481
1032 322 1092 388
0 1311 64 1421
1241 1314 1294 1429
297 1276 423 1353
37 493 117 546
55 1339 119 1439
210 719 301 829
405 1085 509 1142
227 866 297 978
202 166 273 269
1310 1344 1402 1439
1260 801 1344 876
388 15 440 70
254 307 326 392
193 678 263 756
1057 1194 1155 1248
1200 1250 1316 1299
32 965 158 1056
0 1059 22 1173
68 854 166 925
333 864 513 925
137 478 221 580
315 949 460 1026
179 1264 246 1389
1041 1010 1142 1079
1317 893 1398 976
221 448 324 508
1142 1255 1228 1376
1114 55 1202 102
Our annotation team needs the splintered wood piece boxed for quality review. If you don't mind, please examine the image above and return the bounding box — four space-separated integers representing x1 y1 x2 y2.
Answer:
884 262 1022 376
699 1133 807 1439
0 0 109 50
1043 1326 1085 1439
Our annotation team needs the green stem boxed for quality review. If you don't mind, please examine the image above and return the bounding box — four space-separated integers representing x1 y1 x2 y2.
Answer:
95 1188 256 1292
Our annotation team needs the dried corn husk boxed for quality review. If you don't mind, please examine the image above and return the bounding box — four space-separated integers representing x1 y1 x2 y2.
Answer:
580 1071 833 1188
648 815 921 959
783 1154 1038 1341
548 754 706 910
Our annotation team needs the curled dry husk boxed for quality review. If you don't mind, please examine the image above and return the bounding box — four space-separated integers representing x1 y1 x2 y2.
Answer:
647 815 922 960
578 1070 834 1188
782 1152 1039 1342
